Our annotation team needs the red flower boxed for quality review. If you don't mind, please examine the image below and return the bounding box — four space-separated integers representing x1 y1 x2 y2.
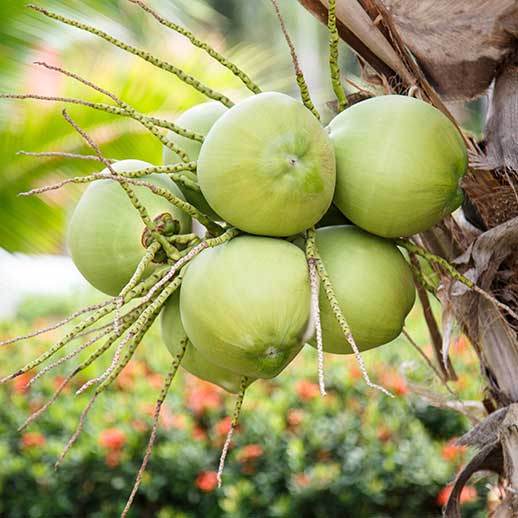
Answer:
117 360 148 391
287 409 305 429
441 441 467 463
377 425 393 443
193 426 208 441
296 380 320 401
196 471 218 492
453 335 469 354
12 372 33 395
99 428 126 450
380 371 409 396
185 379 222 416
214 416 232 437
348 363 362 381
131 420 148 433
437 485 477 507
237 444 263 463
53 376 71 394
21 432 46 449
147 373 164 390
293 473 310 488
105 450 122 468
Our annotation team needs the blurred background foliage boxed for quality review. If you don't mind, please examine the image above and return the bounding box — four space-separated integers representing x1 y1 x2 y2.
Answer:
0 297 487 517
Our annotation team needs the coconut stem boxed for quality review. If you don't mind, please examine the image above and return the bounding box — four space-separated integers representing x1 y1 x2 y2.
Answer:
121 338 187 518
114 241 162 333
18 295 157 432
61 108 182 261
55 392 99 469
327 0 347 112
19 162 197 197
0 267 169 384
102 174 224 236
306 232 326 396
269 0 320 120
34 61 192 162
1 92 203 143
94 273 184 395
397 239 518 321
0 299 113 348
26 328 112 389
128 0 261 95
17 150 117 162
306 229 394 397
27 5 234 108
217 376 248 488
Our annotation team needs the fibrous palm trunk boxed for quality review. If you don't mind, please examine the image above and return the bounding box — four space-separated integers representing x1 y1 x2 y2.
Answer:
297 1 518 516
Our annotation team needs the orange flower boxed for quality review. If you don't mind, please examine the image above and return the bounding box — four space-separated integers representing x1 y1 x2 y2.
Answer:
287 409 304 428
21 432 46 449
214 416 232 437
293 473 310 488
196 471 218 492
380 371 409 396
53 376 71 394
441 441 466 463
105 450 122 468
116 360 148 391
377 425 393 443
185 379 222 415
296 379 320 401
12 372 33 395
131 420 148 433
237 444 263 463
99 428 126 450
348 363 362 381
453 335 469 354
147 373 164 390
193 426 208 441
437 485 477 507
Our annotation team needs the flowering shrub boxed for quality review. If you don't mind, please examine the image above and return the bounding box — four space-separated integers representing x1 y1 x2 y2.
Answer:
0 301 488 517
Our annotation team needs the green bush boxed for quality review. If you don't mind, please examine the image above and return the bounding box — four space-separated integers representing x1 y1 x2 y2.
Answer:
0 303 486 517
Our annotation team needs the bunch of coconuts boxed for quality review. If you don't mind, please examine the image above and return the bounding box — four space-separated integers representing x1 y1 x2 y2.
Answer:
68 92 468 394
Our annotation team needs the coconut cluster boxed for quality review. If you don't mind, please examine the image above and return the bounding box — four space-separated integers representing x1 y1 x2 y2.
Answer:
68 92 467 393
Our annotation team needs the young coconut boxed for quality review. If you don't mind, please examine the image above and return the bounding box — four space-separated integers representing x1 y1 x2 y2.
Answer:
163 102 227 219
328 95 468 238
67 159 191 296
197 92 336 237
161 290 254 393
180 236 311 379
310 225 416 354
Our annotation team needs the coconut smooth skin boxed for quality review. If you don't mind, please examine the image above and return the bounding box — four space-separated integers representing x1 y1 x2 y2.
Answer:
180 236 311 379
161 290 252 393
67 160 191 296
197 92 336 237
311 226 416 354
163 102 227 219
328 95 468 238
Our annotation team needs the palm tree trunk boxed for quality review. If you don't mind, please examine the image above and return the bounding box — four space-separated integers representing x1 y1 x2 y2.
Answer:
296 1 518 515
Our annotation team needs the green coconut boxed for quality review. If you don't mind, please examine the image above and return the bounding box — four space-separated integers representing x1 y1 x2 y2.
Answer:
67 159 191 296
197 92 336 237
163 102 227 220
161 290 252 393
180 236 311 378
328 95 468 238
311 225 416 354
